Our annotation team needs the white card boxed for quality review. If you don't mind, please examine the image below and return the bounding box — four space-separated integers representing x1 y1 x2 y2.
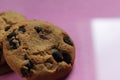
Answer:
91 18 120 80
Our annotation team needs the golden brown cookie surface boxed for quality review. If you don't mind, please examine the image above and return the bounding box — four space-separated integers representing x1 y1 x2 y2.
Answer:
0 11 26 24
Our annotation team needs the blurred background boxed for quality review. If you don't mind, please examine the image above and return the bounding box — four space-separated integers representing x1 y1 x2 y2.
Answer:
0 0 120 80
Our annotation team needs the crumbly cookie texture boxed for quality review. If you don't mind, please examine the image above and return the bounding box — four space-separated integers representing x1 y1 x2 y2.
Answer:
0 11 27 74
3 20 75 80
0 11 26 24
0 17 6 40
0 11 27 38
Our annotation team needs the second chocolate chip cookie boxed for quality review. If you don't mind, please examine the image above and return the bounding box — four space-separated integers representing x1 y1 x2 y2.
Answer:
0 11 27 74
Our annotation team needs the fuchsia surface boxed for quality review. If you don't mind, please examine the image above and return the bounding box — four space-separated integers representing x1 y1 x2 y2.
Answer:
2 0 120 80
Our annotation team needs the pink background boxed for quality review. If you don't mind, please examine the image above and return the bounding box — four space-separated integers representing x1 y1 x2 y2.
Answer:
0 0 119 80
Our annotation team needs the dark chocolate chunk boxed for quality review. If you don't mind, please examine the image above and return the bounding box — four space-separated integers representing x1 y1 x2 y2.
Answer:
24 55 34 71
5 25 12 31
34 26 42 33
7 31 16 39
9 39 17 49
9 38 20 49
21 60 34 77
25 60 34 70
40 35 48 40
18 26 26 33
21 68 30 77
63 35 73 46
62 53 71 64
52 50 63 62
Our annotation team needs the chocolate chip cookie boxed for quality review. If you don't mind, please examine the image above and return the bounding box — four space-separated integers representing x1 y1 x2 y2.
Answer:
0 11 27 74
3 20 75 80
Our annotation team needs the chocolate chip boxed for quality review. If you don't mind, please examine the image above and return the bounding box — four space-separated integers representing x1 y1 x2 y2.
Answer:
21 60 34 77
40 35 48 40
5 25 12 31
9 38 20 49
7 31 16 39
34 26 42 33
25 60 34 70
18 26 26 33
62 53 71 64
24 55 34 69
52 50 63 62
9 39 17 49
63 35 73 46
21 68 30 77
